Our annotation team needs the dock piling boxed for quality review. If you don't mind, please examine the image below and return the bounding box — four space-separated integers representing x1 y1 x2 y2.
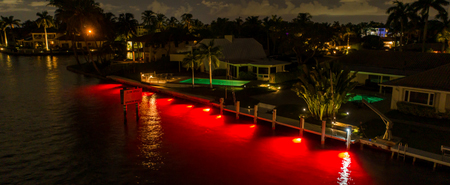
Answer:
272 109 277 129
236 101 240 119
123 105 127 124
253 105 258 123
321 120 326 145
299 117 304 137
346 126 352 150
220 98 224 115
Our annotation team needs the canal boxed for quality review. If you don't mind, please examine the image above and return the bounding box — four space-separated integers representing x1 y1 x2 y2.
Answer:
0 54 449 184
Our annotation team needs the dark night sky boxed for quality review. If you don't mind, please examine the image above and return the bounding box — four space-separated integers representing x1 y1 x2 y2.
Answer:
1 0 446 24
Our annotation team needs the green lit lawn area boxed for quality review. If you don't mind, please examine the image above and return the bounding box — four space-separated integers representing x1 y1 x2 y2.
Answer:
180 78 250 87
348 94 384 103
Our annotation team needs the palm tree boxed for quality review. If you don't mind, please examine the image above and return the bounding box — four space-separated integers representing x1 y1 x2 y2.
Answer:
0 21 6 46
292 61 357 121
181 13 193 32
182 50 202 88
167 17 179 28
154 13 167 32
36 11 56 50
49 0 103 73
118 13 138 40
411 0 449 52
437 27 450 52
142 10 155 28
1 16 20 47
197 40 223 89
386 1 410 51
343 27 356 51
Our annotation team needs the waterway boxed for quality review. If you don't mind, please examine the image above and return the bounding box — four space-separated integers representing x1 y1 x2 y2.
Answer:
0 54 449 184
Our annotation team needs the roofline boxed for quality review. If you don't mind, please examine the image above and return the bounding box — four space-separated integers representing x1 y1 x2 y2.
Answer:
380 84 450 94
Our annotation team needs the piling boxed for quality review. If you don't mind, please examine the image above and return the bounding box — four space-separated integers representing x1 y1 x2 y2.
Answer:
123 105 127 124
236 101 240 119
346 126 352 150
253 105 258 123
136 103 139 122
299 117 304 137
272 109 277 129
220 98 224 115
321 120 326 145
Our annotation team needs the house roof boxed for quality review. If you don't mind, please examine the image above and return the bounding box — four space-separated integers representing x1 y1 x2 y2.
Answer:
336 50 450 76
130 32 198 43
198 37 266 60
382 62 450 92
228 58 291 66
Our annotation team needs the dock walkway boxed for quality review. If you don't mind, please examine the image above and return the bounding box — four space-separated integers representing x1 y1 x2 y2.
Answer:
391 145 450 170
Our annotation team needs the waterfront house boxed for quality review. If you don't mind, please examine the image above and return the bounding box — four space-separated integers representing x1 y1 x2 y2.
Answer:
337 50 450 92
172 35 291 81
17 28 63 49
381 62 450 113
129 31 198 62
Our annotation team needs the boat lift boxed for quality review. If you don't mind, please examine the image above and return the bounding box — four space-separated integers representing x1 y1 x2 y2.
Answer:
361 99 393 141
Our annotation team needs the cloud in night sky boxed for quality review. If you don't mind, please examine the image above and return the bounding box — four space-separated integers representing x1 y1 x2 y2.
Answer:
2 0 449 24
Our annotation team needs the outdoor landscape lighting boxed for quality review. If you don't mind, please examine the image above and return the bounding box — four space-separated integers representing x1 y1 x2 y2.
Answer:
346 112 349 115
168 99 173 101
250 125 256 128
292 138 302 143
203 108 211 112
187 105 193 108
303 108 306 111
216 115 222 119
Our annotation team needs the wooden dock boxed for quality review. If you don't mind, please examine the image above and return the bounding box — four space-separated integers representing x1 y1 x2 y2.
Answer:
391 146 450 170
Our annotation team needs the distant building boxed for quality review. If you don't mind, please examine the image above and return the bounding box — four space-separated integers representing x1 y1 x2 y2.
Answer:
361 27 389 38
17 28 63 49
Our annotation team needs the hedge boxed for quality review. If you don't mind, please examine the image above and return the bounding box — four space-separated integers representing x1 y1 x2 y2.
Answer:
397 101 436 118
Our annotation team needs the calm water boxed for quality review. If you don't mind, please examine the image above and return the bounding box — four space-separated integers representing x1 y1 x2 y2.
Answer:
0 54 449 184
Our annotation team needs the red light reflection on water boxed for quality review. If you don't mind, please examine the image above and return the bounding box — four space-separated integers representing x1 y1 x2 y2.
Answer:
142 96 372 185
203 108 211 112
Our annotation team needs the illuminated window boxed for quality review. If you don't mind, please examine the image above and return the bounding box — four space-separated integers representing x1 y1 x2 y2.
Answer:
404 90 434 106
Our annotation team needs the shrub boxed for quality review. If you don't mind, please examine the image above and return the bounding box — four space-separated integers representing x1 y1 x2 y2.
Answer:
397 101 436 118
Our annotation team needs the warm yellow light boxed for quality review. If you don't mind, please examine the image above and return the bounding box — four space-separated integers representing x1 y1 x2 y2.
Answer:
88 30 92 34
292 138 302 143
339 152 350 158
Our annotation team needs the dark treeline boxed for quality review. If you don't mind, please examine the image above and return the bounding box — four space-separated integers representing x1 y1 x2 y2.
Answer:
1 0 450 63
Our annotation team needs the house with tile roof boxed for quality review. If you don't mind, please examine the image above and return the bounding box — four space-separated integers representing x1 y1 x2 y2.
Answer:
171 35 291 81
336 50 450 92
380 62 450 113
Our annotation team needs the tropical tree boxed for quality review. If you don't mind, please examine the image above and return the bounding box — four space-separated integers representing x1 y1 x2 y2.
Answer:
49 0 103 73
117 13 138 40
343 27 356 51
292 61 357 121
36 11 55 50
1 16 21 47
181 13 193 32
167 16 179 28
142 10 155 28
411 0 449 52
182 50 202 88
437 27 450 51
197 40 223 89
386 1 410 51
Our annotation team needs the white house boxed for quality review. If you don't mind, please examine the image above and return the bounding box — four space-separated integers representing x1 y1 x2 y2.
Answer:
172 35 291 81
381 62 450 113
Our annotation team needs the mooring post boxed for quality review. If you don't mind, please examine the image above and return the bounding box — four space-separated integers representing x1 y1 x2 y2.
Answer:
300 116 305 137
136 103 139 122
220 98 224 115
236 101 240 119
272 109 277 129
123 104 127 124
346 126 352 150
321 120 326 145
253 105 258 123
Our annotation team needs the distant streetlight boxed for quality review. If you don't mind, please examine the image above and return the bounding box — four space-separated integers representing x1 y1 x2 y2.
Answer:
88 30 92 34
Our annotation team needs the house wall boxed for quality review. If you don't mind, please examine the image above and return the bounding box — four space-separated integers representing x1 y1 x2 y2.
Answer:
390 86 449 113
446 94 450 111
143 40 196 62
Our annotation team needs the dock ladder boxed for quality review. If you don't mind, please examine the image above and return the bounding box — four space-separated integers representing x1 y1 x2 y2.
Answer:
393 142 408 161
